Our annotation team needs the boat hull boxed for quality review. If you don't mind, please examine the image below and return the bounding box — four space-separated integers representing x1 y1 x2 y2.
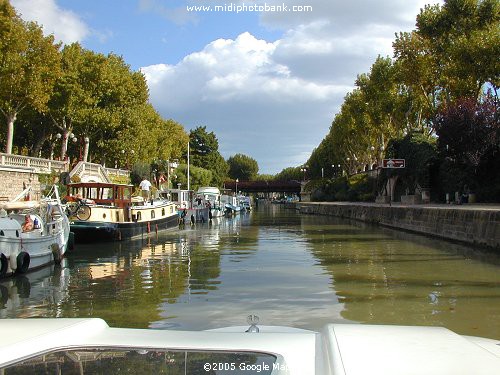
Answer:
0 198 70 278
71 214 179 242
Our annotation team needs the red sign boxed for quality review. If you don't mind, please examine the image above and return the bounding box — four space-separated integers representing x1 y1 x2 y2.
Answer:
382 159 405 168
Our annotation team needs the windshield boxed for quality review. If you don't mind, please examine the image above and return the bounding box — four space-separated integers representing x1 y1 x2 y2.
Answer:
1 347 277 375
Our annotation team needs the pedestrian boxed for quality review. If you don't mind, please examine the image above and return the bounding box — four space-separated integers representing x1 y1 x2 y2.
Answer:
139 177 152 201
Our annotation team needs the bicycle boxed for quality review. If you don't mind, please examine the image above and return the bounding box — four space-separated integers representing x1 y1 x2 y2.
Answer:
65 199 92 221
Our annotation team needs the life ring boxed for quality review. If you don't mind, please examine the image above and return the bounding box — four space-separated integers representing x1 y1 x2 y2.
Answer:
0 253 8 277
51 243 62 265
15 252 30 274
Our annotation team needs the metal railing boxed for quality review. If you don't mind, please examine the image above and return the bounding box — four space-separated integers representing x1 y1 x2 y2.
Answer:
0 152 69 173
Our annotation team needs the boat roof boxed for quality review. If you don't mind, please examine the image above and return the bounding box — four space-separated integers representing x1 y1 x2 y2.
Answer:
0 200 39 211
196 186 220 194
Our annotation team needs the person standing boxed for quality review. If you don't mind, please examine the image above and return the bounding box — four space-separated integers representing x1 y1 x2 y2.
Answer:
139 177 152 201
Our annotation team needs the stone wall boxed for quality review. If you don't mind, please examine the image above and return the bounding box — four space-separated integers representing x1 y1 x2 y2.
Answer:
295 202 500 251
0 168 41 200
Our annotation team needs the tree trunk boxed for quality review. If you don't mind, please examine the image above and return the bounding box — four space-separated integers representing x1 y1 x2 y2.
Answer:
5 112 17 154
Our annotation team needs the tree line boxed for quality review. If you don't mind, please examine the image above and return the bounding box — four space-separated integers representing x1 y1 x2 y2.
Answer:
0 1 262 190
0 1 189 166
301 0 499 202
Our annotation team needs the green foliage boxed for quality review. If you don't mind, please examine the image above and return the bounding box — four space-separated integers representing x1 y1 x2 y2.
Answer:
393 0 499 123
130 162 151 186
309 174 376 202
254 174 275 181
0 2 61 153
383 132 437 192
189 126 228 186
301 0 500 202
171 164 212 192
274 166 302 181
227 153 259 180
109 175 130 185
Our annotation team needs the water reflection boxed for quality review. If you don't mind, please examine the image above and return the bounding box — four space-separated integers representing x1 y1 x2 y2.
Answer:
302 216 500 339
1 206 499 340
0 261 70 318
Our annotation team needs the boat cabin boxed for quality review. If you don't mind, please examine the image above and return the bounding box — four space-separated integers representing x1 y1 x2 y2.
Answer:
66 182 134 208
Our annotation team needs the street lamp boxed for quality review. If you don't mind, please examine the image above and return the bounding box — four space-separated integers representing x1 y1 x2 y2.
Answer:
235 178 239 195
300 165 308 181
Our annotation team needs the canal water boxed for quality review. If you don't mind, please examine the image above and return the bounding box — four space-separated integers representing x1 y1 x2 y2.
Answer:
1 204 499 339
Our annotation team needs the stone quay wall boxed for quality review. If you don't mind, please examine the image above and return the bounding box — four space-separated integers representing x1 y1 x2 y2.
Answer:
293 202 500 251
0 168 40 201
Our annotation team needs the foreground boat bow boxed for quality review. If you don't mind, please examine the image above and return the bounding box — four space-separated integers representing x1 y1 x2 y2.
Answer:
0 318 498 374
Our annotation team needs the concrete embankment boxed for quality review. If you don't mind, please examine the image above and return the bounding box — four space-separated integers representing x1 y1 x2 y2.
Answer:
292 202 500 251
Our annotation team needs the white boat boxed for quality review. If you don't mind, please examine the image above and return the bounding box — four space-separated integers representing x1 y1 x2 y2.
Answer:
0 317 498 374
66 182 178 242
194 186 224 218
221 194 242 215
238 195 252 211
0 187 70 277
160 188 210 223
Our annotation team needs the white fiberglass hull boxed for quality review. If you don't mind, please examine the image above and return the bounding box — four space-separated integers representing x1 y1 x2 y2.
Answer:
0 318 498 374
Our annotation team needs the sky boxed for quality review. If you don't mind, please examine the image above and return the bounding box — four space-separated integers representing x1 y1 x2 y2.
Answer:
11 0 442 174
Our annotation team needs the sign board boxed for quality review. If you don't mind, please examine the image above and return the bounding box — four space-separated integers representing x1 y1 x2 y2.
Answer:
382 158 405 169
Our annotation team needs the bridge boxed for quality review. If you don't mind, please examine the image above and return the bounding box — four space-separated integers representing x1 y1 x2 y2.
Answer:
224 180 303 194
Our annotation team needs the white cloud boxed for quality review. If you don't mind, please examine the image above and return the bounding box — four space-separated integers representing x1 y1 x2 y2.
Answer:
142 1 444 173
142 32 347 173
11 0 90 44
12 0 445 173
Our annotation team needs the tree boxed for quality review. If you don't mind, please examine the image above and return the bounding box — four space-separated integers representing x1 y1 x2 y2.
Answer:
433 96 499 193
384 132 437 193
274 166 302 181
189 126 228 186
227 153 259 180
171 164 212 192
393 0 500 129
0 1 61 153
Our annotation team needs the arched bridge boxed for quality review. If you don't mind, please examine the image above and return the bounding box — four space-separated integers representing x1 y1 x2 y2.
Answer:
224 180 302 194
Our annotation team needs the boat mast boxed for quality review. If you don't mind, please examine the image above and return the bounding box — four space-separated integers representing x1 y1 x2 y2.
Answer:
187 142 190 191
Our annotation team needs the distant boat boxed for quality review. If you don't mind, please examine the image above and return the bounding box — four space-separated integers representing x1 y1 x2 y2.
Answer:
0 186 70 277
65 182 178 242
221 194 241 215
238 195 252 211
193 187 224 218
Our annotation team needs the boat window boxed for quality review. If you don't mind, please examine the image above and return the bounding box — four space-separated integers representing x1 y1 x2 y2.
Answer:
161 208 165 216
151 210 155 219
1 348 277 375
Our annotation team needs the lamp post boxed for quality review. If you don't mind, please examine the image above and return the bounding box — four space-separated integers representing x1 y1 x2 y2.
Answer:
346 157 350 175
332 164 341 178
300 165 308 181
235 178 239 195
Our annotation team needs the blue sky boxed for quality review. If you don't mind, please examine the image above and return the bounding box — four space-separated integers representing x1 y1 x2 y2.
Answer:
11 0 442 174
